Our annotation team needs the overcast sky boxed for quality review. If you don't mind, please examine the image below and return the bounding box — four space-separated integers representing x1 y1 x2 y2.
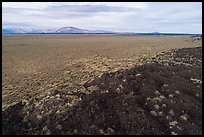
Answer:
2 2 202 33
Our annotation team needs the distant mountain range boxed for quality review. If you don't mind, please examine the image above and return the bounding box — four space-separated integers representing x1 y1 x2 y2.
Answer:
2 26 201 36
2 26 114 34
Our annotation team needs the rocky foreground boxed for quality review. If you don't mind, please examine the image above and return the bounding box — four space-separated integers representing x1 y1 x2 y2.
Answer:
2 46 202 135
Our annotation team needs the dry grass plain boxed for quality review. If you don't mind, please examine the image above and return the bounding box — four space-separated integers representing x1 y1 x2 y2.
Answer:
2 34 202 135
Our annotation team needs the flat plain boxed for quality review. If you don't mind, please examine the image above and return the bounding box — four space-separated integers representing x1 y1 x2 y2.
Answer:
2 34 202 135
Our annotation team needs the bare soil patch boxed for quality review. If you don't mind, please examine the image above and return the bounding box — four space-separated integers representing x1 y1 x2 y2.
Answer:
2 42 202 134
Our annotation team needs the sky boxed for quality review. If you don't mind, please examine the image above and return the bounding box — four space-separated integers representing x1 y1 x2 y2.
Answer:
2 2 202 33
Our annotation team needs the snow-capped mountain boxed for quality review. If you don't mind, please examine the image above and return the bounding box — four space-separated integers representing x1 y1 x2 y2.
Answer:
55 26 93 33
2 26 114 34
2 28 28 34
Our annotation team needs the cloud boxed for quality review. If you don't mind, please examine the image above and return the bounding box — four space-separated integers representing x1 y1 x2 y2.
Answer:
45 4 136 13
2 2 202 33
3 4 138 20
31 5 136 20
2 22 37 29
119 2 202 33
